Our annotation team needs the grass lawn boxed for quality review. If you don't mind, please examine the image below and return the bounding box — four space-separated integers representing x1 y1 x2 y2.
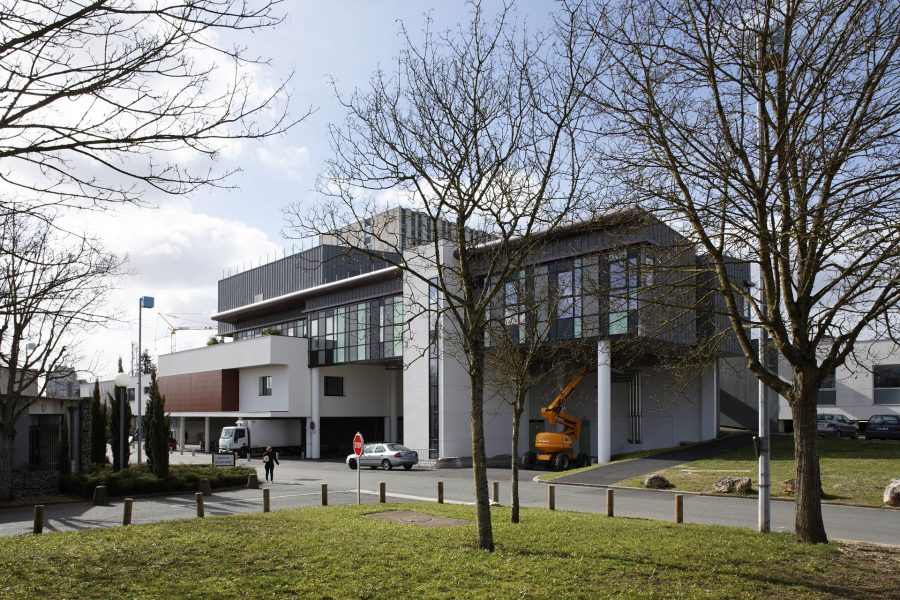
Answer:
618 435 900 506
0 503 896 599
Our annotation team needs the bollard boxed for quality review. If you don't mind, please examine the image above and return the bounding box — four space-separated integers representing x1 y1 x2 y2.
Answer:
321 483 328 506
606 489 614 517
247 473 260 489
548 485 556 511
180 447 184 455
192 450 196 457
198 478 212 497
33 505 44 535
492 481 500 505
263 488 271 513
92 485 108 506
675 494 684 524
123 498 134 526
379 481 386 504
195 492 204 518
437 481 444 504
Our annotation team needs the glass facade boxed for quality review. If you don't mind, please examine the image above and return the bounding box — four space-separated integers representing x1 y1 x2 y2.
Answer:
550 259 583 340
307 295 403 367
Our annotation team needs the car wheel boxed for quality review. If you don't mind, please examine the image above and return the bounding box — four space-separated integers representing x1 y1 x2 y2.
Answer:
348 459 357 470
381 459 393 470
403 464 413 470
575 453 589 468
851 431 858 440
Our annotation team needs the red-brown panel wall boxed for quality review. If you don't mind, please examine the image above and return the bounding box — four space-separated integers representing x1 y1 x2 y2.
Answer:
159 369 239 412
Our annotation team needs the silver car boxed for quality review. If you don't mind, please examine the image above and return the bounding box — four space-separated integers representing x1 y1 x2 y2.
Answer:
346 443 418 470
817 413 859 439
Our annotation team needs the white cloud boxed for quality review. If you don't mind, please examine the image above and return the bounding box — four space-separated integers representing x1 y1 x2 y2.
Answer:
256 144 310 180
60 199 282 381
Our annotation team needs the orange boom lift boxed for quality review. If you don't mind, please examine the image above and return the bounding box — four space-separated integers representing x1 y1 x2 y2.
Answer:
522 368 594 471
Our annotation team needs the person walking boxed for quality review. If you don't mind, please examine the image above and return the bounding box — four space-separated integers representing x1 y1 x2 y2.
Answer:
263 446 279 482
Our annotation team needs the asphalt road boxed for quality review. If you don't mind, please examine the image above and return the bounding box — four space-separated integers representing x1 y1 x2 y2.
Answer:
1 452 897 546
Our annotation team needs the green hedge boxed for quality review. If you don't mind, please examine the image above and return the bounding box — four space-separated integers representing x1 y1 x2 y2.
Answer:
62 464 255 498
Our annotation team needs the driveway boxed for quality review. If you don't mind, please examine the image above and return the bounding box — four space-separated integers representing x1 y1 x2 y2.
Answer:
555 433 754 486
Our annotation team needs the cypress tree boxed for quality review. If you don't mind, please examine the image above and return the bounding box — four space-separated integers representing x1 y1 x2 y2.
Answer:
144 369 170 478
90 381 105 465
108 388 131 471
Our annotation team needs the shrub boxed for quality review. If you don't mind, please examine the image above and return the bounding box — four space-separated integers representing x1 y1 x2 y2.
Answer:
62 464 254 498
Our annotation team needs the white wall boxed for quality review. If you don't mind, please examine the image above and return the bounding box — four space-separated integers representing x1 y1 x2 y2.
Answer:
316 364 393 417
779 339 900 422
239 365 290 412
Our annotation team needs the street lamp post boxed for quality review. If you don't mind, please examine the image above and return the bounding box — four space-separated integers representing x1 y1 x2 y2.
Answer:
114 372 130 471
136 296 154 464
748 13 781 535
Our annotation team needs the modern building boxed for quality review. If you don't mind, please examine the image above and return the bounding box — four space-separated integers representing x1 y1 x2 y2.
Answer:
158 209 750 463
778 338 900 430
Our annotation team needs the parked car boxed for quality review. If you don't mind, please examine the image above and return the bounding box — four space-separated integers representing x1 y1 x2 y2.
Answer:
816 413 859 439
346 443 418 470
864 414 900 441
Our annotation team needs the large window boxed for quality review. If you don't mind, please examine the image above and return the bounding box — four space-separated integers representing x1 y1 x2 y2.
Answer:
550 259 582 340
609 249 637 335
428 278 440 459
874 364 900 405
259 376 272 396
818 368 836 405
324 376 344 397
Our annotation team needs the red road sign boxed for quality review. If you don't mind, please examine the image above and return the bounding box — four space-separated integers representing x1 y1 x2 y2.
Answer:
353 432 364 456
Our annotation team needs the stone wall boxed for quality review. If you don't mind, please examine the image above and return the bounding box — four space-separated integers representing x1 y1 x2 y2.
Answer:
12 472 60 496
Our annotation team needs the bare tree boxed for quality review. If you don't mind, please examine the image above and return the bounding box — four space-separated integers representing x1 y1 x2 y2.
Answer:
286 2 603 551
582 0 900 543
0 0 304 215
483 264 594 524
0 212 121 499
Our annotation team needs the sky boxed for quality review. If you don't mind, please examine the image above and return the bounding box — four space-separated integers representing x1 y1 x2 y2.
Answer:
65 1 559 382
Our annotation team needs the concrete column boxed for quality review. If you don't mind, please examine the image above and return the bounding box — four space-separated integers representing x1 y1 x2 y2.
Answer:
178 416 186 447
203 417 210 452
701 362 719 440
597 339 612 463
309 368 320 459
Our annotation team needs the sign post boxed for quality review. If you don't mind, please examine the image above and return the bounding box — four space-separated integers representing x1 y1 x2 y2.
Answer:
353 432 364 505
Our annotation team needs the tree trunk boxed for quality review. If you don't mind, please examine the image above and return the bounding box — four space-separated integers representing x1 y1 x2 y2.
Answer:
469 346 494 551
0 429 14 501
511 399 523 524
791 385 828 544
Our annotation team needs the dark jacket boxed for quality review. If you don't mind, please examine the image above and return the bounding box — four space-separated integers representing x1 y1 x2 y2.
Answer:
263 450 279 468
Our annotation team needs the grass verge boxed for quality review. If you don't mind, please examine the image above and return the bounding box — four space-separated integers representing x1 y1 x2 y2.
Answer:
0 503 896 599
537 437 722 482
617 435 899 506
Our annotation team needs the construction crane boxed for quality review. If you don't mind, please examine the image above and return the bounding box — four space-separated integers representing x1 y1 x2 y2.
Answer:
158 313 217 352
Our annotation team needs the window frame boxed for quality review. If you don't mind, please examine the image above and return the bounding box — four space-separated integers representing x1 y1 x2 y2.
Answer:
324 376 344 397
259 375 273 397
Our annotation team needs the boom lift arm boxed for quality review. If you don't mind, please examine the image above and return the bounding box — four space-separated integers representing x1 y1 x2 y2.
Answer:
539 367 595 440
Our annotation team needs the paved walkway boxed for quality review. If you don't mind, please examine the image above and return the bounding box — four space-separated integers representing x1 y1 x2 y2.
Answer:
556 433 754 486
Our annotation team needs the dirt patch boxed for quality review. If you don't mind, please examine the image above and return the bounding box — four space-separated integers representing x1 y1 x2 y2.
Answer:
366 510 469 528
